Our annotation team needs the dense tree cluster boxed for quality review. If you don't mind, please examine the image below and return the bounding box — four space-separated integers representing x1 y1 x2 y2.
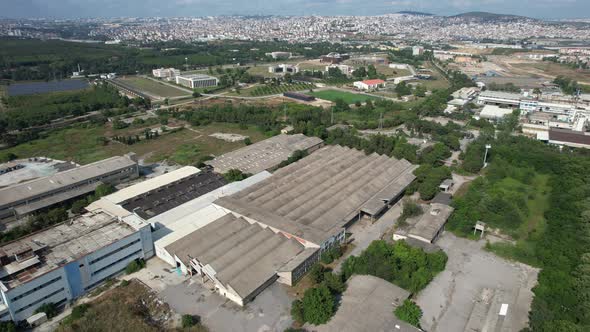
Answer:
453 134 590 331
341 240 447 293
0 84 128 133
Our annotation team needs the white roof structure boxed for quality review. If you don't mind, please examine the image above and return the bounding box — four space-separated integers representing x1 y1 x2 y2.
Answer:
103 166 200 204
152 171 272 248
479 105 514 120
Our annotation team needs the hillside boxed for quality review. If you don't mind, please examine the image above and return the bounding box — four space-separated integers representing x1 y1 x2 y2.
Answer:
450 11 532 21
397 11 434 17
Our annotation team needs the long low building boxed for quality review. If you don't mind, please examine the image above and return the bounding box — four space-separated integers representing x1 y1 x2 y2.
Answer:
205 134 324 175
0 210 153 322
215 145 418 248
0 154 139 220
165 214 309 306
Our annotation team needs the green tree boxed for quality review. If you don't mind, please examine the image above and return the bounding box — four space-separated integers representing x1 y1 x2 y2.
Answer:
394 300 422 327
35 302 58 319
223 169 249 183
291 299 305 324
302 285 335 325
309 264 326 284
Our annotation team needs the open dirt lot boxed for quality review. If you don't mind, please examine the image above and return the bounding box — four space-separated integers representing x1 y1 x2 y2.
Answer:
415 233 539 332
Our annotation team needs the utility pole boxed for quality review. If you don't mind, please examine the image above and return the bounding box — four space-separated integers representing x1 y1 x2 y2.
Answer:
331 107 334 125
185 57 189 71
483 144 492 168
378 111 383 131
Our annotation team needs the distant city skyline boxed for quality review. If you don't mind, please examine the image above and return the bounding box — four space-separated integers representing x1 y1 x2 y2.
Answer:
1 0 589 20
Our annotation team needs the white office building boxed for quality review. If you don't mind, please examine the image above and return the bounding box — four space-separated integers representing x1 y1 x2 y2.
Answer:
175 74 218 89
152 68 180 79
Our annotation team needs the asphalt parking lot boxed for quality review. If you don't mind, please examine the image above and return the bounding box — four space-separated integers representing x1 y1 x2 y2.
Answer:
415 232 539 332
131 259 294 332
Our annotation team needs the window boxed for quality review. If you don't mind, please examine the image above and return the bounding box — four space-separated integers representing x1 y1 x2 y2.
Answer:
14 288 65 313
10 276 62 302
89 238 141 265
90 249 141 277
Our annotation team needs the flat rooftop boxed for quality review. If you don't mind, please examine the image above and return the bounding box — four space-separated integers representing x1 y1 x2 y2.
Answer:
122 171 226 220
0 210 135 289
0 156 136 209
104 166 200 205
205 134 324 175
549 128 590 146
178 74 217 80
215 145 417 245
166 214 304 299
408 203 454 243
316 275 419 332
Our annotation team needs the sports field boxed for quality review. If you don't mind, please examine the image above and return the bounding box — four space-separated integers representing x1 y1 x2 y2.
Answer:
118 76 190 98
308 89 380 104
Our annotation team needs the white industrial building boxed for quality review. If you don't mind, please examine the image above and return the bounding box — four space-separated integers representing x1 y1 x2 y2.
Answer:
478 105 514 121
152 68 180 79
353 79 385 91
175 74 218 89
268 64 299 74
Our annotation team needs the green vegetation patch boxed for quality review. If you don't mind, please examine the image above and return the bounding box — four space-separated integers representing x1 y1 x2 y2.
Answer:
341 240 447 293
308 89 379 104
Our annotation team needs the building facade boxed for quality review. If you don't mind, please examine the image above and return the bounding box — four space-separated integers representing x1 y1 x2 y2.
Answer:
152 68 180 79
175 74 218 89
0 211 153 322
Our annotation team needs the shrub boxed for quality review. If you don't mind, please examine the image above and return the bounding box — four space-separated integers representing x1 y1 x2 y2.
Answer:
244 137 252 145
120 279 130 287
290 299 305 324
70 304 90 320
0 321 16 332
394 300 422 328
399 200 422 223
302 285 335 325
309 264 326 284
125 259 146 274
34 302 58 319
181 314 197 328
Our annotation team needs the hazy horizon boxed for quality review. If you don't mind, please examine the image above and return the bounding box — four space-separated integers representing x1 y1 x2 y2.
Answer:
1 0 589 20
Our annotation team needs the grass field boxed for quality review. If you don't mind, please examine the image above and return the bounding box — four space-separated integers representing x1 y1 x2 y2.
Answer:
485 174 550 267
118 76 190 98
1 122 268 166
309 89 380 104
418 63 451 90
511 62 590 84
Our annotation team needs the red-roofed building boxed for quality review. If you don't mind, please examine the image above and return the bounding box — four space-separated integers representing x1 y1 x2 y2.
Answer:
353 79 385 91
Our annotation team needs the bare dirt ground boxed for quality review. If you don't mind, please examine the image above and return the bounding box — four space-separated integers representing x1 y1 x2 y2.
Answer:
415 233 539 332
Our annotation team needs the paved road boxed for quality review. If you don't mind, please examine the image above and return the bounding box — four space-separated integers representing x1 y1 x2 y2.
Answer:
334 201 403 273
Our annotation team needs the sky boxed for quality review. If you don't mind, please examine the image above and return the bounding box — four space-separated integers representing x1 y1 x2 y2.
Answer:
1 0 589 20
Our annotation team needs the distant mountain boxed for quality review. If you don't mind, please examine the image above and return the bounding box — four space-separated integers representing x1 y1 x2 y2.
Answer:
450 11 532 21
397 11 434 17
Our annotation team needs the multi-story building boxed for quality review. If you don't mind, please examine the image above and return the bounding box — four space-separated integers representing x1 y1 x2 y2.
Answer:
0 210 153 322
0 154 139 220
175 74 218 89
152 68 180 79
268 64 299 74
